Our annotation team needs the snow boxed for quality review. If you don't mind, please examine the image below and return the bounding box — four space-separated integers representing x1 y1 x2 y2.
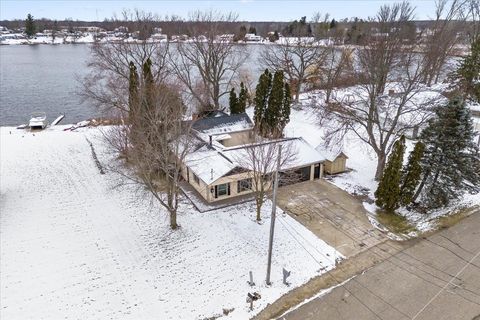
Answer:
185 136 325 186
0 126 341 320
224 137 325 170
184 146 236 185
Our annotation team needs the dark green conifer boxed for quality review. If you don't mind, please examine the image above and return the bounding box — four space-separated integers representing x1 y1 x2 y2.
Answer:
254 69 272 135
142 58 154 114
25 14 36 38
375 135 406 212
238 82 248 113
413 97 480 208
455 39 480 102
400 141 425 206
267 71 285 136
229 88 240 114
128 61 139 122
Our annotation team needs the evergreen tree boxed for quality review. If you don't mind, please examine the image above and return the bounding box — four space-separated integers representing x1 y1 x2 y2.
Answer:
400 141 425 206
142 58 154 114
128 61 139 121
51 20 58 43
455 39 480 103
266 71 285 136
375 136 406 212
413 97 480 208
25 14 36 38
238 82 248 113
248 26 257 35
280 82 291 131
229 88 240 114
254 69 272 135
254 69 291 138
330 19 337 29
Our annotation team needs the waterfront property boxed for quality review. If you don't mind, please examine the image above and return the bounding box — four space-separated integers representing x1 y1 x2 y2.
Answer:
181 112 342 203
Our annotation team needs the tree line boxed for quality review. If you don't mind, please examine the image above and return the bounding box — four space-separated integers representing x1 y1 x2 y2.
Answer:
81 1 479 229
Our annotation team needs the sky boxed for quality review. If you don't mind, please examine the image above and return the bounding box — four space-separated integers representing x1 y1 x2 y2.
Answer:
0 0 440 21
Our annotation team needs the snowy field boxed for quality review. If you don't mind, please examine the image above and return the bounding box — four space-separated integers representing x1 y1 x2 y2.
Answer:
0 126 340 320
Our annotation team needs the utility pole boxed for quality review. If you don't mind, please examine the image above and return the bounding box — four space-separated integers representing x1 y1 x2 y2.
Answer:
266 144 282 285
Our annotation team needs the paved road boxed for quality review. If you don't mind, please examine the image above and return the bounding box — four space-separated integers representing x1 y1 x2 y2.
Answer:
281 211 480 320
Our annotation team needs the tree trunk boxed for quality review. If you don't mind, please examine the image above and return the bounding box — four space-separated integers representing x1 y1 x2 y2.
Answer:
169 208 178 229
374 153 387 181
255 196 263 221
412 169 430 203
294 81 301 103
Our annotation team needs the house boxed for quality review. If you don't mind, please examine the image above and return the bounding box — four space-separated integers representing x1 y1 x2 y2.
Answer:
180 112 327 203
244 33 262 42
315 144 348 175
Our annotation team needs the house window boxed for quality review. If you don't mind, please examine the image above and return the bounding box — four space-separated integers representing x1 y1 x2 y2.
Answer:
215 183 231 198
193 173 200 185
237 178 252 193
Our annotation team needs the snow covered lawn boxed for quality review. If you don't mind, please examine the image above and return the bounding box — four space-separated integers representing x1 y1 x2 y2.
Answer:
0 126 339 320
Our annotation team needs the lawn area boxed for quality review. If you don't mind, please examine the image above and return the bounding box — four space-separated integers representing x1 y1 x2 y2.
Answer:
0 126 340 320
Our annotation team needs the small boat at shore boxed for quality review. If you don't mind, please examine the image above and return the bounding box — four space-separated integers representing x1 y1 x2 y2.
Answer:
29 112 48 129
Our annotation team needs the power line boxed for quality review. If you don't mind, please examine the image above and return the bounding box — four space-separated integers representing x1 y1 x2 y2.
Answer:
277 215 398 320
278 214 425 319
411 249 480 320
292 200 480 303
276 212 480 317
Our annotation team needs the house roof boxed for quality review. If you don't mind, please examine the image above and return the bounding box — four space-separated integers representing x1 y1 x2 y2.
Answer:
192 112 254 135
315 144 348 162
185 137 326 185
184 145 237 185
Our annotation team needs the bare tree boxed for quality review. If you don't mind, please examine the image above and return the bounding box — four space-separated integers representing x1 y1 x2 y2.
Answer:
113 83 193 229
465 0 480 42
323 2 442 180
232 137 297 221
169 10 247 113
316 46 355 104
260 38 329 103
420 0 468 86
81 10 170 116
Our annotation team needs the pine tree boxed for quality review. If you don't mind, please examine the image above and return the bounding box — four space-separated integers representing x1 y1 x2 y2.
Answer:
455 39 480 103
128 61 139 122
413 97 480 209
267 71 285 137
254 69 272 135
142 58 154 114
51 20 58 43
400 141 425 206
375 136 406 212
229 88 240 114
238 82 248 113
25 14 36 38
280 82 291 132
330 19 337 29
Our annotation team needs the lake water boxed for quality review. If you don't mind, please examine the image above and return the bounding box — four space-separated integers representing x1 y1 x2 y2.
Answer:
0 44 99 126
0 44 264 126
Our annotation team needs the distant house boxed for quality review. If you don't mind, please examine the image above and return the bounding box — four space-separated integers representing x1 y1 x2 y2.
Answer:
180 112 328 203
315 144 348 175
217 34 235 42
244 33 262 42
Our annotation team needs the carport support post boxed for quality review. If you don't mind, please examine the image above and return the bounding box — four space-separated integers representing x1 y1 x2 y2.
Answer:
266 145 282 285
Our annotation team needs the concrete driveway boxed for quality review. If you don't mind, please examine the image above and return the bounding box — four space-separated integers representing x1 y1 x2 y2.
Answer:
277 179 385 257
